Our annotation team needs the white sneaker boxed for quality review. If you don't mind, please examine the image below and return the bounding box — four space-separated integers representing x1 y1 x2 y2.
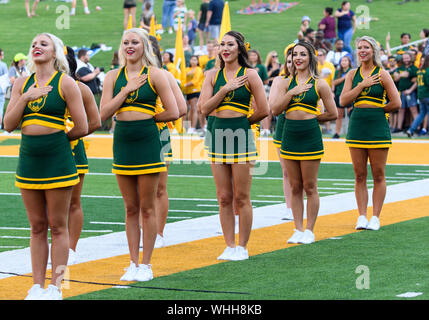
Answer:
233 246 249 261
134 264 153 282
299 229 315 244
154 234 165 248
120 262 138 281
84 7 90 14
282 208 293 220
24 284 45 300
43 285 62 300
68 248 77 265
356 215 369 230
217 246 236 260
287 229 304 244
367 216 380 231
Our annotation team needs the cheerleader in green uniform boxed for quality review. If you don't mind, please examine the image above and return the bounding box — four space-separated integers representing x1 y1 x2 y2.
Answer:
4 33 88 300
148 35 187 248
65 46 101 264
340 36 400 231
270 41 337 245
100 28 179 282
200 31 269 261
269 44 294 220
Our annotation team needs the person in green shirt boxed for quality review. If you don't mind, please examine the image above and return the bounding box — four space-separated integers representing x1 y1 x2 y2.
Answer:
393 52 418 132
332 55 352 138
248 49 268 84
407 57 429 136
248 49 269 135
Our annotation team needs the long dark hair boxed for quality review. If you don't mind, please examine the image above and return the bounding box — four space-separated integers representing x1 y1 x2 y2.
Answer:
292 40 319 79
421 55 429 70
283 47 293 77
219 30 251 69
148 35 162 68
65 46 77 80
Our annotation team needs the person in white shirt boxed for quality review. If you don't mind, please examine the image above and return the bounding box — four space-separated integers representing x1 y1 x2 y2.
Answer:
326 39 349 68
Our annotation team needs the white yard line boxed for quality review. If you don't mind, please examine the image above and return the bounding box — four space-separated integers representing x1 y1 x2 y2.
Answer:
1 178 429 280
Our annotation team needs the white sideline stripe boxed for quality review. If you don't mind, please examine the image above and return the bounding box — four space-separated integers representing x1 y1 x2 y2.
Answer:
1 178 429 280
90 221 125 226
396 173 429 176
197 204 220 207
0 246 23 249
169 209 219 214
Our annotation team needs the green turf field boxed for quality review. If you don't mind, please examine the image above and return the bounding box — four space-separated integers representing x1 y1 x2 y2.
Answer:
1 155 428 253
67 216 429 300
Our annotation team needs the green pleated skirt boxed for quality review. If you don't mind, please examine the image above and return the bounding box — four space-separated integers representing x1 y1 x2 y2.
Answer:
16 131 79 189
280 118 324 160
204 115 216 151
113 119 166 175
72 138 89 174
208 116 257 163
273 112 285 148
346 107 391 148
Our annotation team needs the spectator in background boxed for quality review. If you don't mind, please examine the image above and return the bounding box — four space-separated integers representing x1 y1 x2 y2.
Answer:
297 16 311 41
317 48 336 90
248 49 268 85
161 0 176 34
71 0 90 16
334 1 355 54
317 48 336 134
162 51 179 80
393 52 418 133
266 51 281 87
326 39 349 68
313 30 332 52
407 56 429 137
173 0 187 32
141 0 154 14
421 28 429 57
183 34 194 66
332 55 352 138
123 0 137 30
76 49 101 95
248 49 269 136
0 48 8 128
8 53 29 87
318 7 336 47
140 1 154 31
205 0 224 43
184 55 204 134
25 0 39 18
187 9 198 46
386 32 416 57
263 51 281 136
200 40 218 72
197 0 210 50
303 28 316 46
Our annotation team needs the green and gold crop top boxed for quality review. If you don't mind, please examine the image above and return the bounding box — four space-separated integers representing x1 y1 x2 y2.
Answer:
21 71 67 130
213 67 252 115
113 66 158 116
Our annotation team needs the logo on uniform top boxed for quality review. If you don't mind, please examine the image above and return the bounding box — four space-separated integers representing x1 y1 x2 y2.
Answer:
124 87 138 104
361 86 371 96
28 95 47 113
221 86 234 102
292 92 305 103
